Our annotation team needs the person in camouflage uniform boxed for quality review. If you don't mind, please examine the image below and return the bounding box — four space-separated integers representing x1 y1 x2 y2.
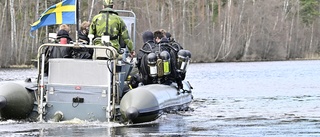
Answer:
89 0 134 56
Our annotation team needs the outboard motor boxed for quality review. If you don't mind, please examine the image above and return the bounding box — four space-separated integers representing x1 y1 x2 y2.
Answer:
147 53 158 77
177 50 192 73
160 51 171 76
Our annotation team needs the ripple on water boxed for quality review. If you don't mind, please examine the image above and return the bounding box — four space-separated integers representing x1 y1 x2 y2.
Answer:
185 89 320 136
2 61 320 136
0 68 37 82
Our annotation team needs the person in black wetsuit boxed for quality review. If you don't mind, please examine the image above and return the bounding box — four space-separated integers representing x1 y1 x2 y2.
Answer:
130 31 157 87
154 30 183 89
137 31 156 68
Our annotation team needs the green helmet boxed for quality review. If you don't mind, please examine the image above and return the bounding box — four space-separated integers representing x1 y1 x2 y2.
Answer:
103 0 113 7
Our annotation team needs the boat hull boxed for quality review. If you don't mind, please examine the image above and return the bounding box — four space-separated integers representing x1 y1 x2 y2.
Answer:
0 68 193 124
120 82 192 123
0 82 35 120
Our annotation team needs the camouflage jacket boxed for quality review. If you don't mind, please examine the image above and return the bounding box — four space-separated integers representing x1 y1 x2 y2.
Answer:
89 8 133 52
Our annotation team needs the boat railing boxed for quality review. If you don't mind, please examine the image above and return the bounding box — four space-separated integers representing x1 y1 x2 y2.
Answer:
36 43 120 122
114 10 136 49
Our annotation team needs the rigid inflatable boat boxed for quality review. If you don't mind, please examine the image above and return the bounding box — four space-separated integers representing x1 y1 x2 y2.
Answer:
0 10 193 124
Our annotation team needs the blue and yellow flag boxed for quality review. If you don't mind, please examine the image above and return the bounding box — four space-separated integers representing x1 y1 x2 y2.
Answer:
30 0 77 33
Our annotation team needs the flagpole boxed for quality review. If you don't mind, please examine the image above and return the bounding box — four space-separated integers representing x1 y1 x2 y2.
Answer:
75 0 79 45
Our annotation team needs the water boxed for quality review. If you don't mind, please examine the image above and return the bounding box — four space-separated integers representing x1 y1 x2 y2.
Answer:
1 60 320 136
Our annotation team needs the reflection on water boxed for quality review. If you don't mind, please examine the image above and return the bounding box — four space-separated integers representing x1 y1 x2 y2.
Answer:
1 60 320 136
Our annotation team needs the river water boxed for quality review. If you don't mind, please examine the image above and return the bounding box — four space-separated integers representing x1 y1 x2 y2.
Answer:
0 60 320 136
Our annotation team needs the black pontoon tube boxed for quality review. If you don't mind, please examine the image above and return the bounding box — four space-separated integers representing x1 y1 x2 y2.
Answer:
0 96 6 109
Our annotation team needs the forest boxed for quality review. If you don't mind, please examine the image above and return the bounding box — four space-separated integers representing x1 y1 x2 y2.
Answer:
0 0 320 67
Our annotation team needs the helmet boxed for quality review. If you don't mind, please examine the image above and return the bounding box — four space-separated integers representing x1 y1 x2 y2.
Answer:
103 0 113 7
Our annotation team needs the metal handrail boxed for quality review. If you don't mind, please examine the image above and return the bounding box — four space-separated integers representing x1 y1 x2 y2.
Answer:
115 10 136 49
36 43 120 122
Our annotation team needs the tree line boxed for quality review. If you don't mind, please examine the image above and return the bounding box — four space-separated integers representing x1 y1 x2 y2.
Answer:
1 0 320 67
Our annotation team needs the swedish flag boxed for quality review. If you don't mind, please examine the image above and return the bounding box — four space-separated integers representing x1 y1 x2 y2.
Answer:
30 0 77 33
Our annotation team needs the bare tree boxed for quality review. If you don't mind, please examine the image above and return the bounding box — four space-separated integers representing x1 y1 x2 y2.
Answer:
2 0 320 67
88 0 95 22
0 0 8 66
9 0 17 64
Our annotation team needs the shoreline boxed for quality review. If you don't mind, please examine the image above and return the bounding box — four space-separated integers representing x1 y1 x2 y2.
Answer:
2 58 319 69
2 65 35 69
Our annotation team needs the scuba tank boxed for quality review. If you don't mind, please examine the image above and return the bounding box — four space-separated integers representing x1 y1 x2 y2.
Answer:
156 58 164 77
177 50 191 73
160 51 171 76
147 53 158 77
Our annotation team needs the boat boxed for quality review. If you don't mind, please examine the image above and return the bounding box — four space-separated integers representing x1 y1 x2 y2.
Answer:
0 10 193 124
